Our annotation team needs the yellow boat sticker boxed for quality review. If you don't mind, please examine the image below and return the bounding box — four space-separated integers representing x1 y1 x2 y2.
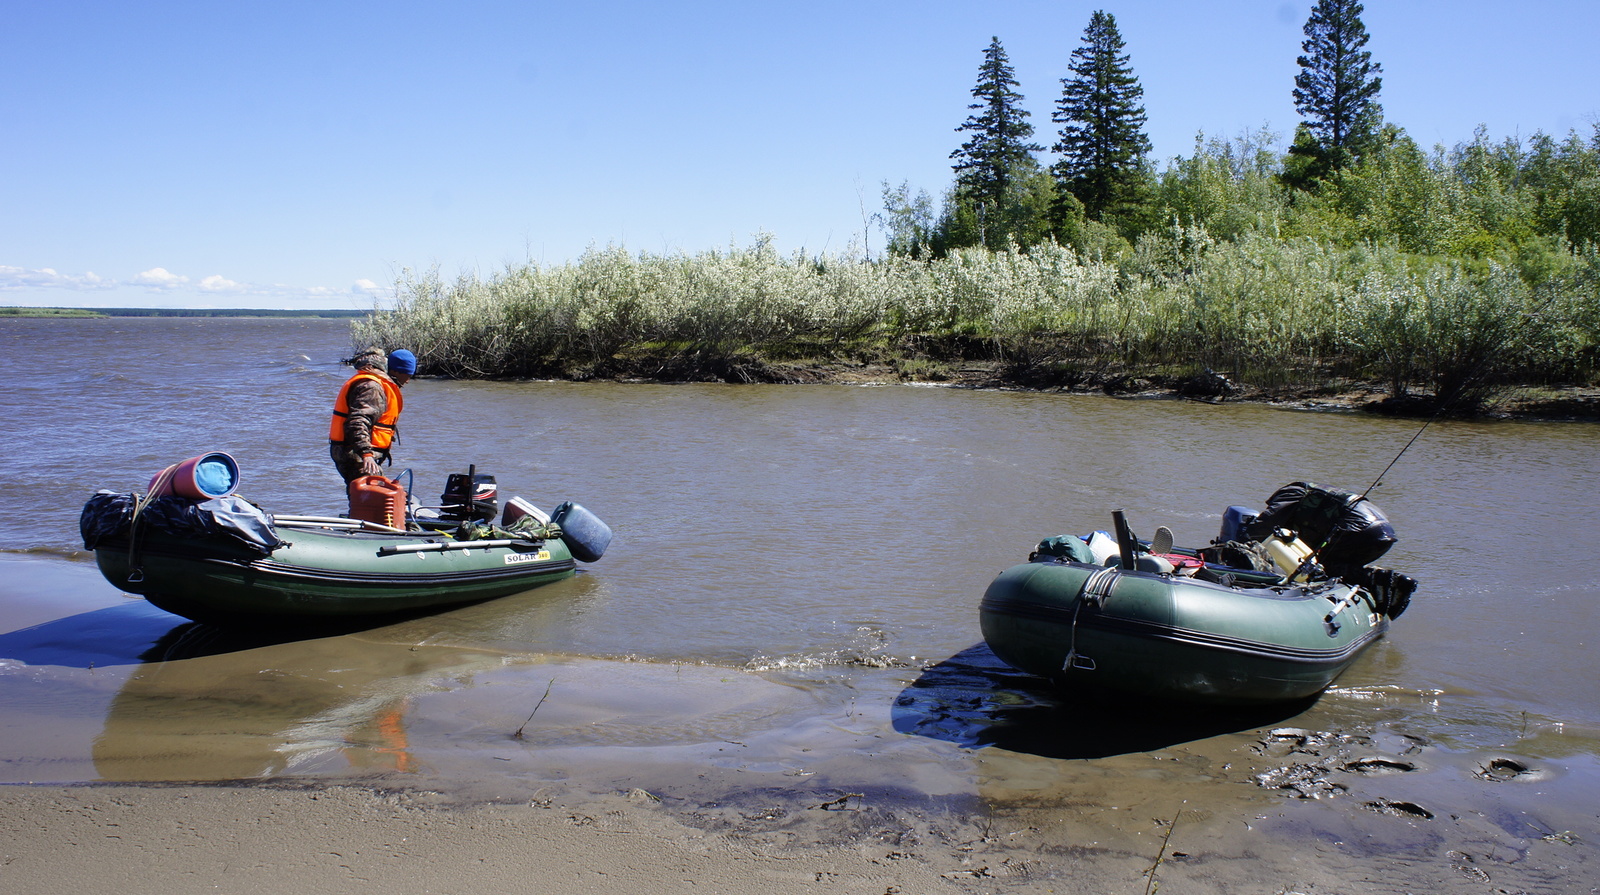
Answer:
504 550 551 565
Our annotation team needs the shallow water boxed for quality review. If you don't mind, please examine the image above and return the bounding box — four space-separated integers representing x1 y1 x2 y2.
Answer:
2 317 1598 887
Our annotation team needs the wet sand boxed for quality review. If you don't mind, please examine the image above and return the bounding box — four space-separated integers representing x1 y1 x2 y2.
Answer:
1 784 976 895
5 746 1595 895
5 587 1597 894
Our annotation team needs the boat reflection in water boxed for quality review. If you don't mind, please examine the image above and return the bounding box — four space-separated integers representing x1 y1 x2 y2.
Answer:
91 574 600 783
890 643 1311 761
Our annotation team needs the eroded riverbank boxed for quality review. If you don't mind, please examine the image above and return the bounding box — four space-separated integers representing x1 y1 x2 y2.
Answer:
516 350 1600 422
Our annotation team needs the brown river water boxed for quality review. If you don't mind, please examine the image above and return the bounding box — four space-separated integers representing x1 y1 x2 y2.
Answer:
2 316 1596 890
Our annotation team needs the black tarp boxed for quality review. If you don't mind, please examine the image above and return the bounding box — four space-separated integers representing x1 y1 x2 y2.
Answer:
80 491 286 555
1243 481 1397 573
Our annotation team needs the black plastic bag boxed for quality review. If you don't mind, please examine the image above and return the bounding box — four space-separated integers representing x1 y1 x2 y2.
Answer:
1244 481 1397 572
80 491 285 555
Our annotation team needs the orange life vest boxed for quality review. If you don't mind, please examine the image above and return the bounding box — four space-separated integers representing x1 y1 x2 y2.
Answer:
329 370 403 449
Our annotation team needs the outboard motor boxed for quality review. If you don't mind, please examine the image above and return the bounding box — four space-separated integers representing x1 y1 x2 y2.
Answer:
1218 505 1258 544
440 465 498 523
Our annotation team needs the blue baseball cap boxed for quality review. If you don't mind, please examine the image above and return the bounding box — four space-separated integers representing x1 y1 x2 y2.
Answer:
387 349 417 375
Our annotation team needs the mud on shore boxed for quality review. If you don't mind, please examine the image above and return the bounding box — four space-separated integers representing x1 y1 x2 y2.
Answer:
568 350 1600 422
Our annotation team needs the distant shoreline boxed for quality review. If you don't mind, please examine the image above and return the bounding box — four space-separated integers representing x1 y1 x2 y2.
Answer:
0 307 371 319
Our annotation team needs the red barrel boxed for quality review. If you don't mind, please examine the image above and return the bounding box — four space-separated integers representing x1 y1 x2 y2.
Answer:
147 452 240 500
348 475 407 528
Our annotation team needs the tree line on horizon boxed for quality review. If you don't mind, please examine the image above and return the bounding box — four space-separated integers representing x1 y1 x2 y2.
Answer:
879 0 1599 286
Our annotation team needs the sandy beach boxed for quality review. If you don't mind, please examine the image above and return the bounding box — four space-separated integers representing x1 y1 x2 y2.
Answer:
1 784 977 895
7 755 1595 895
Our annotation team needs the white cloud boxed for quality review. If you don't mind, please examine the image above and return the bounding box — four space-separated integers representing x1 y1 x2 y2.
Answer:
0 262 381 309
198 274 247 293
131 267 189 289
0 265 113 290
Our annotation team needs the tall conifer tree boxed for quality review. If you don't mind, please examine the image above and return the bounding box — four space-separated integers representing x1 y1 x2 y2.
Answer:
1292 0 1383 174
950 37 1042 247
1052 10 1151 222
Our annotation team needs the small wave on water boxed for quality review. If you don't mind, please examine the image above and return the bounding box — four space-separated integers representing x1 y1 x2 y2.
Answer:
743 625 923 672
743 652 919 672
596 649 918 675
269 354 347 379
0 545 90 562
1328 683 1447 705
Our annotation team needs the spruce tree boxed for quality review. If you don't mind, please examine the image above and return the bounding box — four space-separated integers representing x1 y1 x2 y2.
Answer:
950 37 1043 248
1052 10 1152 223
1292 0 1383 174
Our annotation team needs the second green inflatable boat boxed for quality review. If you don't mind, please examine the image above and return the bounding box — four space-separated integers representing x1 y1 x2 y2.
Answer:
981 487 1417 705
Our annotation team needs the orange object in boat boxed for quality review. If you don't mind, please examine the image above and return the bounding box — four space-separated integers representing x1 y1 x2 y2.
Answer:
348 475 407 528
148 452 240 500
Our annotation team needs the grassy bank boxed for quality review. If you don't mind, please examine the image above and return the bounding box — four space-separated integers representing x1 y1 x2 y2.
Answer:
353 229 1600 414
0 307 107 318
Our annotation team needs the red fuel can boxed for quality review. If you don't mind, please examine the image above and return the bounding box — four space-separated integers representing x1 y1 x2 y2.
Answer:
348 475 407 528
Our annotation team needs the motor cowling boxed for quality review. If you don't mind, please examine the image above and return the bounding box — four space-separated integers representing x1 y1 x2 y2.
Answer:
440 468 497 523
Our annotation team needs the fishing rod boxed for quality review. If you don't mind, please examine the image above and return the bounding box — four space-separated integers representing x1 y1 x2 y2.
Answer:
1286 402 1451 584
1357 279 1562 501
1357 410 1437 500
1294 281 1562 584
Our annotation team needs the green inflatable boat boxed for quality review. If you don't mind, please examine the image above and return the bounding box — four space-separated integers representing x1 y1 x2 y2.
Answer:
980 484 1417 705
81 486 610 626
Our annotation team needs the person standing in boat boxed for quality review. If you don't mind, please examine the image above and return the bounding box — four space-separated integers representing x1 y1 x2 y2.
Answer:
329 347 415 486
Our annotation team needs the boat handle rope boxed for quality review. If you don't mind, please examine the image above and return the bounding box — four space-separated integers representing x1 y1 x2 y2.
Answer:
1081 566 1119 609
1064 566 1121 673
125 464 181 584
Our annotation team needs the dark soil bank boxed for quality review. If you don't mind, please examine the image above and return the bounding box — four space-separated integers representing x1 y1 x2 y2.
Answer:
551 351 1600 422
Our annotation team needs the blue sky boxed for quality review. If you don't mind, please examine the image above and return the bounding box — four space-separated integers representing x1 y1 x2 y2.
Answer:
4 0 1596 310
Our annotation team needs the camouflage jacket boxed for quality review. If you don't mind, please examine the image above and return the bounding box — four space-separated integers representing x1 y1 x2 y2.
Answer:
331 367 398 463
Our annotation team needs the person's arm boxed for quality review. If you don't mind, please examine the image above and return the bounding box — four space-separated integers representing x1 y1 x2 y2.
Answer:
342 379 387 476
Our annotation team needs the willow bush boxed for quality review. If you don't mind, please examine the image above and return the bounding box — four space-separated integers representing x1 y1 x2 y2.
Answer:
354 230 1598 398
